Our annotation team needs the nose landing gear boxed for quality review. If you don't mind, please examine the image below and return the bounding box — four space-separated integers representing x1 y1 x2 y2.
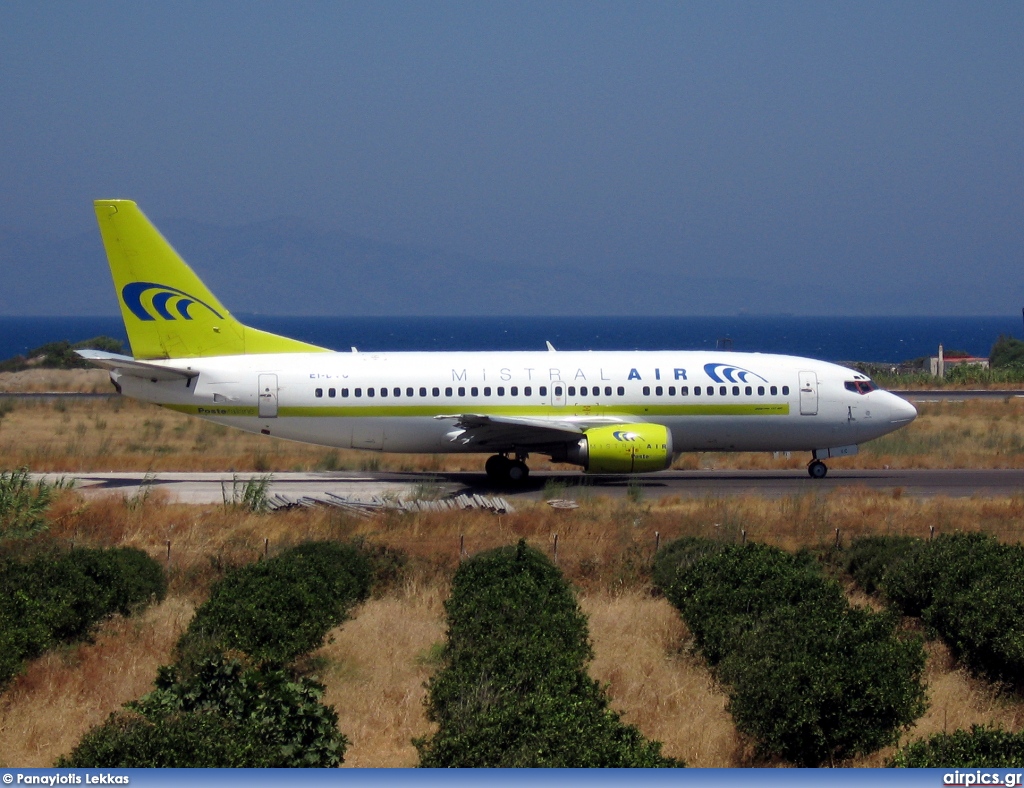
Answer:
808 459 828 479
485 453 530 484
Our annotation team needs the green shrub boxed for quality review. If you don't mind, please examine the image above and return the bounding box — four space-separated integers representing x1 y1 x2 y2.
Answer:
0 547 165 688
651 536 725 594
891 725 1024 768
179 541 370 666
880 533 1024 683
62 657 347 768
416 540 680 768
56 711 276 768
0 468 68 540
844 535 921 595
657 539 927 766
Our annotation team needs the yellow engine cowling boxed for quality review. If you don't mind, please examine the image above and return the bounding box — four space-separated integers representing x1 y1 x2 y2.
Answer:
569 424 674 474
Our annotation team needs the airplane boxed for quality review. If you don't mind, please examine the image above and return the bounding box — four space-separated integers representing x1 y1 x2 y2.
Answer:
78 200 918 482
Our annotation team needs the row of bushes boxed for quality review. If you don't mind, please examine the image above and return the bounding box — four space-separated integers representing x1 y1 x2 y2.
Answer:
891 725 1024 767
846 533 1024 685
60 541 372 768
654 538 927 766
415 540 680 767
0 546 166 687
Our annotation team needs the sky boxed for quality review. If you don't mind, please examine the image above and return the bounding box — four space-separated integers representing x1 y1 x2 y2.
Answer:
1 2 1022 316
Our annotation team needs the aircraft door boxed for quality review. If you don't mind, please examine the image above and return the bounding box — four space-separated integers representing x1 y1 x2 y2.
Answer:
258 374 279 418
798 371 818 416
551 381 566 407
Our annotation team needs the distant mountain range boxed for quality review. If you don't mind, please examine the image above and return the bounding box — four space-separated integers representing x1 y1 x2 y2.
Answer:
0 217 845 316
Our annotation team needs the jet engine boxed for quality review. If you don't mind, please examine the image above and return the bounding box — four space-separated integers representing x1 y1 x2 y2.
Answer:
566 424 674 474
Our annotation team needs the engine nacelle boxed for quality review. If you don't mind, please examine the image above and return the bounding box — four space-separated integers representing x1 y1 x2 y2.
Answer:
567 424 674 474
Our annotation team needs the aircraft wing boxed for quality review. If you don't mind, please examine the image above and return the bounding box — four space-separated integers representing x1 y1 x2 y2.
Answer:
76 350 199 381
434 413 638 449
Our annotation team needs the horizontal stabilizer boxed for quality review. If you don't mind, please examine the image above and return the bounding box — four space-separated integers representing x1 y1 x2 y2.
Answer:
76 349 198 381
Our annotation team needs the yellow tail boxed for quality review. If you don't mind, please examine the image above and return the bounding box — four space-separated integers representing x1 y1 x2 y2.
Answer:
95 200 327 359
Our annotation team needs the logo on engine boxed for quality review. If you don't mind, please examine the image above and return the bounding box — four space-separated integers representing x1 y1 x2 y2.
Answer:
613 431 641 442
704 362 768 384
122 282 224 322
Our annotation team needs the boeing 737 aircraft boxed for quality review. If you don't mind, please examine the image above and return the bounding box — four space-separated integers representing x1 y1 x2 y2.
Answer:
79 200 917 482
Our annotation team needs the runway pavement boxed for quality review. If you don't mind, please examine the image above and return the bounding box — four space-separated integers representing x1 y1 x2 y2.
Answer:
41 467 1024 505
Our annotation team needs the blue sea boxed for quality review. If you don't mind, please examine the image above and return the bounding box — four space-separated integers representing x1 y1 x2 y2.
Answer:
1 315 1021 364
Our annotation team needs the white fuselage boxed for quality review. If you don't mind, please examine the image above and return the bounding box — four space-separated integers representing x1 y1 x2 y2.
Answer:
111 349 917 459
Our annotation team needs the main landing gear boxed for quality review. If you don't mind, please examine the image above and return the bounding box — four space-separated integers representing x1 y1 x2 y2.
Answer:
485 454 530 484
807 459 828 479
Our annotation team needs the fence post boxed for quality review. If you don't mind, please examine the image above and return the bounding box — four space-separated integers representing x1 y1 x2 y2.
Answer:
553 533 559 565
835 528 841 548
264 537 269 558
741 529 747 545
654 531 661 554
459 534 465 561
930 525 935 541
166 539 171 564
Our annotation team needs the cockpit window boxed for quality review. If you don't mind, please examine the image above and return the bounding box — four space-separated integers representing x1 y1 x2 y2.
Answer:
845 380 878 395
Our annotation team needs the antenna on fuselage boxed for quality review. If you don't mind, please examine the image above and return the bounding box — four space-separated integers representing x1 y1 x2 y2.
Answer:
546 341 557 352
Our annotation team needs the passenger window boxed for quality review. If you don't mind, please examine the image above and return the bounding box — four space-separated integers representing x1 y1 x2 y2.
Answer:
497 386 505 396
445 387 453 396
782 386 790 395
568 386 576 396
431 387 439 397
511 386 518 396
553 386 561 396
770 386 778 396
525 386 532 396
745 386 752 395
695 386 702 395
471 387 479 396
720 386 727 396
540 386 548 396
643 386 651 396
406 387 414 397
419 387 427 397
580 386 588 396
393 387 400 397
368 388 375 397
680 386 688 395
655 386 663 396
484 387 491 396
341 388 349 397
380 388 387 398
617 386 624 396
605 386 612 396
355 388 362 397
706 387 712 396
733 386 739 396
758 386 765 396
668 386 676 396
315 388 323 398
458 387 465 396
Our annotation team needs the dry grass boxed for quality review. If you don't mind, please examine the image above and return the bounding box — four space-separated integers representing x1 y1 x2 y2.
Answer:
314 580 448 767
6 483 1024 766
0 369 111 394
0 597 193 767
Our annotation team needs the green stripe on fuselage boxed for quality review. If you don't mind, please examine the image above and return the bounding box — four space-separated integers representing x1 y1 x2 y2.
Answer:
165 403 790 418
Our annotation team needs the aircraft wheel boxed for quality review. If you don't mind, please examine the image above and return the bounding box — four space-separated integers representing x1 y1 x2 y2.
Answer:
808 460 828 479
485 454 510 479
507 460 530 483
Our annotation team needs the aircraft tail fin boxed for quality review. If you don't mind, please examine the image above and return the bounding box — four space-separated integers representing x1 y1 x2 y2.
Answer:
94 200 327 359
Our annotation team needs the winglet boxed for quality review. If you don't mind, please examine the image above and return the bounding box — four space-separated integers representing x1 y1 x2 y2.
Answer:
94 200 328 359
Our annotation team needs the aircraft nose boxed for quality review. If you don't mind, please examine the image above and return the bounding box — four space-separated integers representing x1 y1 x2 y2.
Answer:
889 393 917 425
